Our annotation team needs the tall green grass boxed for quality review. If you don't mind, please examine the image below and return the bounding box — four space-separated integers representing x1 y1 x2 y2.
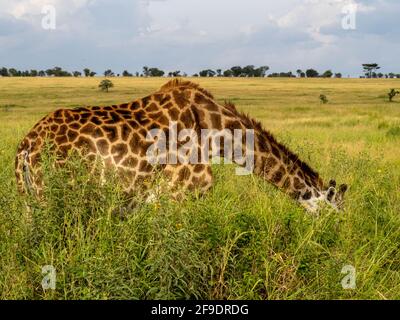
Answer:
1 144 399 299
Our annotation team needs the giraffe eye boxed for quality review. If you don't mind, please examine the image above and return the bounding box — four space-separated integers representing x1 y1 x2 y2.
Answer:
302 191 312 200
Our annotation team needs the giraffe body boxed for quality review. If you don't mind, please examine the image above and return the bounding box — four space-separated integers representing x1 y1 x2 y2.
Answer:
15 79 347 213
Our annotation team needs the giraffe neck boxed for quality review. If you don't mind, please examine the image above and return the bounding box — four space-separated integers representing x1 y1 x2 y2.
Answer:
250 128 326 210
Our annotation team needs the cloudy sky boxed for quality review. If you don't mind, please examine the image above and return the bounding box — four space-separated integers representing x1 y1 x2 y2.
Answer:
0 0 399 76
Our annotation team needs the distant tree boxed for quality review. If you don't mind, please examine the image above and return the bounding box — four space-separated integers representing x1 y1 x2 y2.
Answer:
319 94 328 104
135 72 139 77
199 69 216 77
30 70 38 77
89 71 96 77
192 73 199 77
322 70 333 78
104 69 115 77
148 67 165 77
242 65 256 77
223 69 233 77
296 69 303 78
267 72 295 78
253 66 269 77
45 68 54 76
0 67 9 77
38 70 46 77
99 79 114 92
73 71 82 77
226 65 271 77
362 63 380 78
335 73 342 78
83 68 91 77
57 66 71 76
168 70 181 77
122 70 133 77
388 89 400 102
44 66 71 77
306 69 319 78
8 68 18 77
230 66 243 77
216 69 222 77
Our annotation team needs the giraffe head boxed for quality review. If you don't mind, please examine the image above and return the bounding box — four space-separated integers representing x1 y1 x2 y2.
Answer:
323 179 348 211
299 179 348 214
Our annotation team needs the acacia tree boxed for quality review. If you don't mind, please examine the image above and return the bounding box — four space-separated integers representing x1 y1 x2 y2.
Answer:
362 63 380 78
104 69 115 77
142 66 164 77
122 70 133 77
199 69 216 77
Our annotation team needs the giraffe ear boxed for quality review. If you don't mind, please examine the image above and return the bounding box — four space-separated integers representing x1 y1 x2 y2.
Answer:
329 179 336 188
339 184 348 194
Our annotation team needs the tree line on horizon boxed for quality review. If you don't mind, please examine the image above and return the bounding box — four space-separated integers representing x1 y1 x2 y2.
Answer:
1 64 399 79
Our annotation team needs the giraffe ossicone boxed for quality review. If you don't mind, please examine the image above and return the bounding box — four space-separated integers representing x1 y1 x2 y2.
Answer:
15 79 348 213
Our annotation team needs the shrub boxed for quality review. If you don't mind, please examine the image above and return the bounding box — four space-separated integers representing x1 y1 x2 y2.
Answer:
319 94 328 104
388 89 399 102
98 79 114 92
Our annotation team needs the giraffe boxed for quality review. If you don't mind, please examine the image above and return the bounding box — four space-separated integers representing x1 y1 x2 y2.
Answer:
15 79 348 213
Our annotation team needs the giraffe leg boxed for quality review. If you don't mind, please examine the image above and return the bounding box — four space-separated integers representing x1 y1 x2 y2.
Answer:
113 164 214 215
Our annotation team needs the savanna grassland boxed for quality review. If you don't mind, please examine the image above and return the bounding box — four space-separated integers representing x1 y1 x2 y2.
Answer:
0 77 400 300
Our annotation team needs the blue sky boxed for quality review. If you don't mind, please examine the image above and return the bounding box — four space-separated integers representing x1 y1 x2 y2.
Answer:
0 0 399 76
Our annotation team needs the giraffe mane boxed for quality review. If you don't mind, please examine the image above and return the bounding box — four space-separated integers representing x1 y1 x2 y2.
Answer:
223 101 322 186
158 78 214 99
